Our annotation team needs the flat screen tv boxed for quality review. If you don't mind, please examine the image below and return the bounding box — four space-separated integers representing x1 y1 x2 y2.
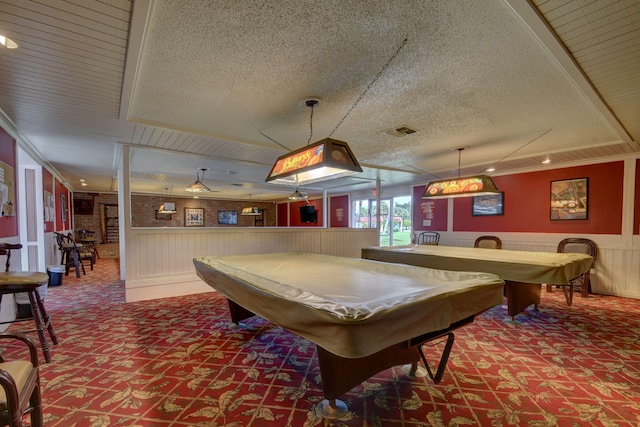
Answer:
218 210 238 225
300 205 317 223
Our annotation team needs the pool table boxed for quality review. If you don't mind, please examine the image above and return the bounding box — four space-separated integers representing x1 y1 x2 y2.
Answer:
194 252 504 417
362 244 593 319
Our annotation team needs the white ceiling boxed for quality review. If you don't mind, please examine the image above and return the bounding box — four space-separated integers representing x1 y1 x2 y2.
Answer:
0 0 638 202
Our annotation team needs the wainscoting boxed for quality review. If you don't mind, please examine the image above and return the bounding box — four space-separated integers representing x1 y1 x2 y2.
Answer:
447 232 640 300
125 227 379 302
123 228 639 302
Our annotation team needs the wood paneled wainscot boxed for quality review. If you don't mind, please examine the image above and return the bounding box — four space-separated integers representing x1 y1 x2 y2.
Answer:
125 227 379 302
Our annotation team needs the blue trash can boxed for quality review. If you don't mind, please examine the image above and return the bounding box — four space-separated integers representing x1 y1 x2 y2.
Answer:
47 265 64 286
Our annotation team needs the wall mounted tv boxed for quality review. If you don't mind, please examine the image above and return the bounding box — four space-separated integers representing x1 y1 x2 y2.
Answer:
300 205 317 223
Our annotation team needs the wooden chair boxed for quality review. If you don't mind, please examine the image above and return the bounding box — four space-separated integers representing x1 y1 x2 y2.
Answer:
53 232 88 277
66 234 94 273
474 236 502 249
547 238 598 304
417 231 440 245
0 333 43 427
76 229 99 263
0 244 57 364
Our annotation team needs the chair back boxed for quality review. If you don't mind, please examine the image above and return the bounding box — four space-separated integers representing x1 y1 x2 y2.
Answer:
0 333 43 427
53 232 66 250
557 238 597 261
474 236 502 249
0 243 22 272
417 231 440 245
76 229 95 240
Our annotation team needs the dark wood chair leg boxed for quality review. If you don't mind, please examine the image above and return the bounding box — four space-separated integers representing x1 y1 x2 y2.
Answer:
72 249 82 278
581 272 590 298
30 381 44 427
27 291 52 363
34 291 58 346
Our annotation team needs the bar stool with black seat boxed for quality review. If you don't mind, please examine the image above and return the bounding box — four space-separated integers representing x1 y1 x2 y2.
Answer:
0 243 58 363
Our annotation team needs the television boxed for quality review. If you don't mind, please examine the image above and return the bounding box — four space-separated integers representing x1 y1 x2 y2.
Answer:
217 210 238 225
300 205 317 223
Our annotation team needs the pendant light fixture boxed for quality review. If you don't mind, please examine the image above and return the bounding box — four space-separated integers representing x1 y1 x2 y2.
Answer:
266 38 408 187
266 100 362 186
241 194 262 216
185 168 212 192
288 187 307 200
422 148 500 199
157 186 177 214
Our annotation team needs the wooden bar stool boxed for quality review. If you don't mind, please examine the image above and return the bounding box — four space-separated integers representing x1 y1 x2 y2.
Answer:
0 243 58 363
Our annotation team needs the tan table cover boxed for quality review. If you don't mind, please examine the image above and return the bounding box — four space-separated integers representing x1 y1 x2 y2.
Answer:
362 245 593 285
194 252 504 358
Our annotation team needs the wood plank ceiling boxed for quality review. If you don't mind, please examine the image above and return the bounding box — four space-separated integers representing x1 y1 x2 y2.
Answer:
0 0 638 200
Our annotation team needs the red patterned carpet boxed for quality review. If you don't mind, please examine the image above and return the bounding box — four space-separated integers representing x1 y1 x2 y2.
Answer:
3 258 640 426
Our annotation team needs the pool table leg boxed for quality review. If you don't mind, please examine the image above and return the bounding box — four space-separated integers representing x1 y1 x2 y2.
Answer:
227 299 256 324
316 343 421 402
504 281 541 320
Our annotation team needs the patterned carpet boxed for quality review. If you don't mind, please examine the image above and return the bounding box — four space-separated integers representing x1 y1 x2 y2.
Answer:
3 258 640 426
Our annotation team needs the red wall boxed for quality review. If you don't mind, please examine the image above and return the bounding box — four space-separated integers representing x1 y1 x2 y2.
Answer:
412 185 448 231
289 199 324 227
43 168 55 233
55 179 71 231
329 195 349 227
277 202 288 226
635 159 640 235
0 127 18 237
452 162 624 234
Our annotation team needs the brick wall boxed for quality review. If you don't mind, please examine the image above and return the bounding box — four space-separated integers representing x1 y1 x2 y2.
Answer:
73 193 277 235
72 193 119 243
130 194 276 227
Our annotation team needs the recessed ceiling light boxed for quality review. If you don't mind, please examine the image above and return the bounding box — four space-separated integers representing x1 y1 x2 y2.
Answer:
486 167 496 172
81 182 88 186
542 158 551 164
0 35 18 49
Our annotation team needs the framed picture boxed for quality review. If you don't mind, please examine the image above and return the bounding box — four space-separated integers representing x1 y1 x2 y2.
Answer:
472 192 504 216
185 207 205 227
74 198 94 215
217 210 238 225
61 193 67 222
156 210 172 220
551 178 588 220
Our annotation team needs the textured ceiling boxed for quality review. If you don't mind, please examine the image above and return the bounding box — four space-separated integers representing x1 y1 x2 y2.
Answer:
0 0 638 201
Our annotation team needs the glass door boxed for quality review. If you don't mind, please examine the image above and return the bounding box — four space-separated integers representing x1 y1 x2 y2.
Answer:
352 196 411 246
378 198 392 246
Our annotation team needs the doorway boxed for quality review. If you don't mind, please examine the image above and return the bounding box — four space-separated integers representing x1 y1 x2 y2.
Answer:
103 204 119 243
352 195 411 246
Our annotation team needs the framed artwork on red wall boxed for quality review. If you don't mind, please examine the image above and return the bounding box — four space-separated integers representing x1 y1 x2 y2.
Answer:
61 193 67 223
551 178 588 220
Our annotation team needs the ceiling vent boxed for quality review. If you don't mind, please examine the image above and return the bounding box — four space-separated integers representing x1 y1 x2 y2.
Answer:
385 125 419 137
